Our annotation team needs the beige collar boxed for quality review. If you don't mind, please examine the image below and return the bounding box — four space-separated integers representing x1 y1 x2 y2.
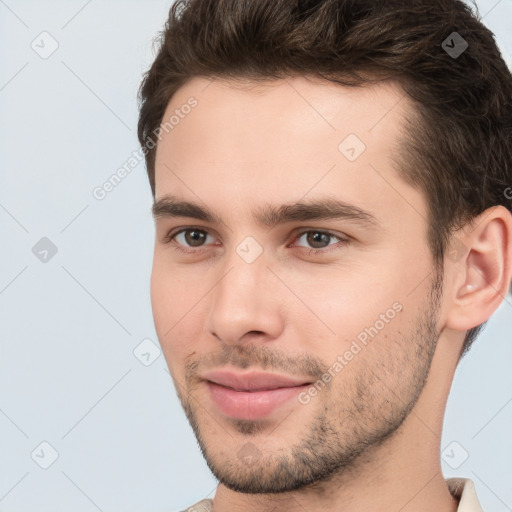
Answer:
446 478 484 512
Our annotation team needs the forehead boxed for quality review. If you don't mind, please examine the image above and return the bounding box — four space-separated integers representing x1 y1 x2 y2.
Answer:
156 75 409 163
153 75 426 229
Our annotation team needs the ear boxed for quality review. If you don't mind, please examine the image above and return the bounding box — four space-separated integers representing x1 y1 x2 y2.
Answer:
445 205 512 333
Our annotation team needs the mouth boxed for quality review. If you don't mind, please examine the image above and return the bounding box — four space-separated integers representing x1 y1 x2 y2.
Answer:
202 369 313 391
206 381 311 419
207 381 308 392
200 369 314 420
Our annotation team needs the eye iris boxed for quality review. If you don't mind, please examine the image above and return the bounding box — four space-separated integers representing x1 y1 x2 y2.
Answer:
185 230 206 247
307 232 330 249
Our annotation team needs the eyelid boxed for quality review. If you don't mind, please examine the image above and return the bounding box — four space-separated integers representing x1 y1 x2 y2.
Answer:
162 226 218 246
163 225 350 253
290 228 350 245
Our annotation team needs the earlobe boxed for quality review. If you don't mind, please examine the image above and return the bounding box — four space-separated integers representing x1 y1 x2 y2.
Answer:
445 206 512 332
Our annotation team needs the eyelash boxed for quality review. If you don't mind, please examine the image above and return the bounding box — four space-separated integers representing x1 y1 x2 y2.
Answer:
162 227 351 256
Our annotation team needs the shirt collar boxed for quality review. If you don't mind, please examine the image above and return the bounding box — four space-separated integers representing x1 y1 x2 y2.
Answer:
446 478 484 512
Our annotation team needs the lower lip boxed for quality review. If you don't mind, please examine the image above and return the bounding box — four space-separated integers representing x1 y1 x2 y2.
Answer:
206 381 310 420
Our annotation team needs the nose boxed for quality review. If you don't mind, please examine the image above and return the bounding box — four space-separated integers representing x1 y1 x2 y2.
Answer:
205 246 284 346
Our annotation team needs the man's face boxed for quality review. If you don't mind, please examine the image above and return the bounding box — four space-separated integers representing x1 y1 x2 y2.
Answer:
151 76 443 493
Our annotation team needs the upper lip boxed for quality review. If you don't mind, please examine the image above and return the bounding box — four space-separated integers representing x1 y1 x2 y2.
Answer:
203 370 312 391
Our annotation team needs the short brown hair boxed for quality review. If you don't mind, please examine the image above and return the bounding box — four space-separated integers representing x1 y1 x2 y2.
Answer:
137 0 512 357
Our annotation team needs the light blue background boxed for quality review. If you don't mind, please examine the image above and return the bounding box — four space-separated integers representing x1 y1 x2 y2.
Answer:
0 1 511 511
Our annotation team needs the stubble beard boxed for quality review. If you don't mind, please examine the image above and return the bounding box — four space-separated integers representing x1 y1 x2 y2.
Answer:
173 271 443 494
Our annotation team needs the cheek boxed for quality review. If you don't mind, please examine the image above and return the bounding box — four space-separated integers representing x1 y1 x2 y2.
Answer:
150 265 169 333
301 267 406 347
150 265 185 351
150 264 205 368
150 256 189 323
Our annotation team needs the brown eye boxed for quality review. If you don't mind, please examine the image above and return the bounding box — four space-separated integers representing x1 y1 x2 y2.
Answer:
182 229 208 247
305 231 332 249
164 228 215 250
294 230 346 251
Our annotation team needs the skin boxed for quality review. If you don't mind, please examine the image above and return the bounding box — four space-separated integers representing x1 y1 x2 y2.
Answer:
150 75 512 512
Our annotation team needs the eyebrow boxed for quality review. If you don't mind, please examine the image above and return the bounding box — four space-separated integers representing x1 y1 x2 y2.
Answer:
152 194 380 229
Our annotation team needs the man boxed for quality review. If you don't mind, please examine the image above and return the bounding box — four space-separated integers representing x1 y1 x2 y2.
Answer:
137 0 512 511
